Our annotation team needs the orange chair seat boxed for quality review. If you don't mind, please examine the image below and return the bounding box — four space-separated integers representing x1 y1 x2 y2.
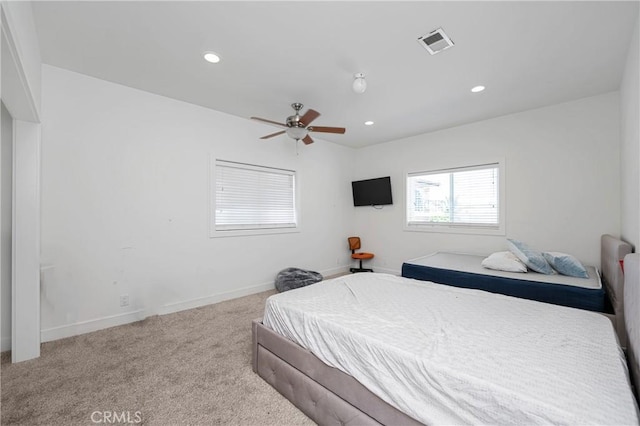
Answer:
352 252 374 260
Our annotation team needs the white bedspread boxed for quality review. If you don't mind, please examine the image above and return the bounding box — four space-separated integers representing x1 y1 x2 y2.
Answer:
263 273 639 425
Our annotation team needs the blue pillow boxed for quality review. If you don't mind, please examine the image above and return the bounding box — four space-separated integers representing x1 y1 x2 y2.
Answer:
507 239 555 275
543 252 589 278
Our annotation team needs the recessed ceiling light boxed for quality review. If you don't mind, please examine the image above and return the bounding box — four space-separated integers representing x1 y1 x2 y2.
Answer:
364 121 374 126
471 85 485 93
203 51 221 63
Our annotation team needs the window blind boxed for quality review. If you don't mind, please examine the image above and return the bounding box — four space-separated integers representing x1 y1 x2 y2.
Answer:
407 163 499 228
215 160 297 231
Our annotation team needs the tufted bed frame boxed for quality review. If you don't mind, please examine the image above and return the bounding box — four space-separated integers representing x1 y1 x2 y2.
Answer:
602 234 633 347
252 235 637 425
625 252 640 399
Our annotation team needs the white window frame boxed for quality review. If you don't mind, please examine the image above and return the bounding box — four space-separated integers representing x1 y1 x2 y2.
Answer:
210 158 300 238
404 160 505 236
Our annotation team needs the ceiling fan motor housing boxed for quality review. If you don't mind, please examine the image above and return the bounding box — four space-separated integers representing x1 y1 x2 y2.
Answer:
286 115 304 128
287 103 304 128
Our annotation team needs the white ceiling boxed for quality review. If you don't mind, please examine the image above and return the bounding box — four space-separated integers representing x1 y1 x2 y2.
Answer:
31 1 639 148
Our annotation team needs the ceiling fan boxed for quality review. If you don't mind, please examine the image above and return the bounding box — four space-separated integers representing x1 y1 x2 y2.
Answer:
251 103 346 145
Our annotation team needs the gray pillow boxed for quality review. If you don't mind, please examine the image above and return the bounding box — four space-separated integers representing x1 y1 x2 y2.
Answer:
507 239 555 275
543 252 589 278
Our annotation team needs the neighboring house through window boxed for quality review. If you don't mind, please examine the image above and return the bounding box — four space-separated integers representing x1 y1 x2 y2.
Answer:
406 161 504 235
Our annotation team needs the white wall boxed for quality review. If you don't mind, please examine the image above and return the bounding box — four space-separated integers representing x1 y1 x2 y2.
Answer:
621 14 640 250
354 93 621 273
40 65 356 339
1 102 12 351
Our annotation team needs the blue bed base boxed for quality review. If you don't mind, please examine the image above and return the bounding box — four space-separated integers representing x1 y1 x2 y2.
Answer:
401 262 608 312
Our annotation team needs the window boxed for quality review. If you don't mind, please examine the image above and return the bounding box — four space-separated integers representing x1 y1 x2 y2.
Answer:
211 159 298 236
406 162 504 235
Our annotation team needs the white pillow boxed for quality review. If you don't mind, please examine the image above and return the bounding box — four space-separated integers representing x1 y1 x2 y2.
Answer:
481 251 528 273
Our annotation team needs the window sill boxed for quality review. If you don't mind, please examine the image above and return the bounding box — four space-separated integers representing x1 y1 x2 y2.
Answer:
210 227 300 238
403 224 505 236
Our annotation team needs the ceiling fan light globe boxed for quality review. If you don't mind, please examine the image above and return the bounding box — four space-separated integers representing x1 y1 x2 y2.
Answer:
286 127 308 140
352 73 367 94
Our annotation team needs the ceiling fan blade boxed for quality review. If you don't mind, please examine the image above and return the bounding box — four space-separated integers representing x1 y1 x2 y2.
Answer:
308 126 346 134
302 135 314 145
299 109 320 126
251 117 287 127
260 130 286 140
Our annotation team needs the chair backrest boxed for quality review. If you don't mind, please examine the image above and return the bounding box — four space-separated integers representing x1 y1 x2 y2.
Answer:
348 237 361 251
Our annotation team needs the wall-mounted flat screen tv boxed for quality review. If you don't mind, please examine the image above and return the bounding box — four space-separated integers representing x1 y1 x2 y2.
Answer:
351 176 393 206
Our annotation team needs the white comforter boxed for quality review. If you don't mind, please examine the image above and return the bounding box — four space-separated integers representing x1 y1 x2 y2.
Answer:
263 273 639 425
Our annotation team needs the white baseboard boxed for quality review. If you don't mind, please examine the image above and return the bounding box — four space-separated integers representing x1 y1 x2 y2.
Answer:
320 265 351 278
157 281 275 316
39 280 278 343
370 266 401 275
37 266 357 345
324 265 399 276
159 266 358 316
1 336 11 352
41 309 146 343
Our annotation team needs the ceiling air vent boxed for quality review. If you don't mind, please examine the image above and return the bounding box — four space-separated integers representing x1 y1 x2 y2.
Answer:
418 28 454 55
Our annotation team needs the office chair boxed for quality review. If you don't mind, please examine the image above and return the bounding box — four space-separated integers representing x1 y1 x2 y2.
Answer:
348 237 374 273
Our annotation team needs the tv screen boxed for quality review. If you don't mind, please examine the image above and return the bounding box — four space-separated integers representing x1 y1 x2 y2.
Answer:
351 176 393 207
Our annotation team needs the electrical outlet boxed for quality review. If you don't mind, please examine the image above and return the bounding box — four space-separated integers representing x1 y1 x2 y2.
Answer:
120 294 129 307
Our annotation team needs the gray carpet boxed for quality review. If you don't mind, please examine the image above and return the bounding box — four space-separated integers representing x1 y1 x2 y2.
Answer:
0 289 314 425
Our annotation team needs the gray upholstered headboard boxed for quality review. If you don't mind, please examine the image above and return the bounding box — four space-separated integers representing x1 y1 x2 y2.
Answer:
624 253 639 399
602 234 633 347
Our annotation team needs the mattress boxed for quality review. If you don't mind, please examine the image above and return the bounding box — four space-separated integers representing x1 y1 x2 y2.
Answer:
402 252 606 312
263 273 639 425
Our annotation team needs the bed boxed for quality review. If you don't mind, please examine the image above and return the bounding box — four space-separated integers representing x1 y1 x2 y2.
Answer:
401 252 605 312
252 236 638 425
